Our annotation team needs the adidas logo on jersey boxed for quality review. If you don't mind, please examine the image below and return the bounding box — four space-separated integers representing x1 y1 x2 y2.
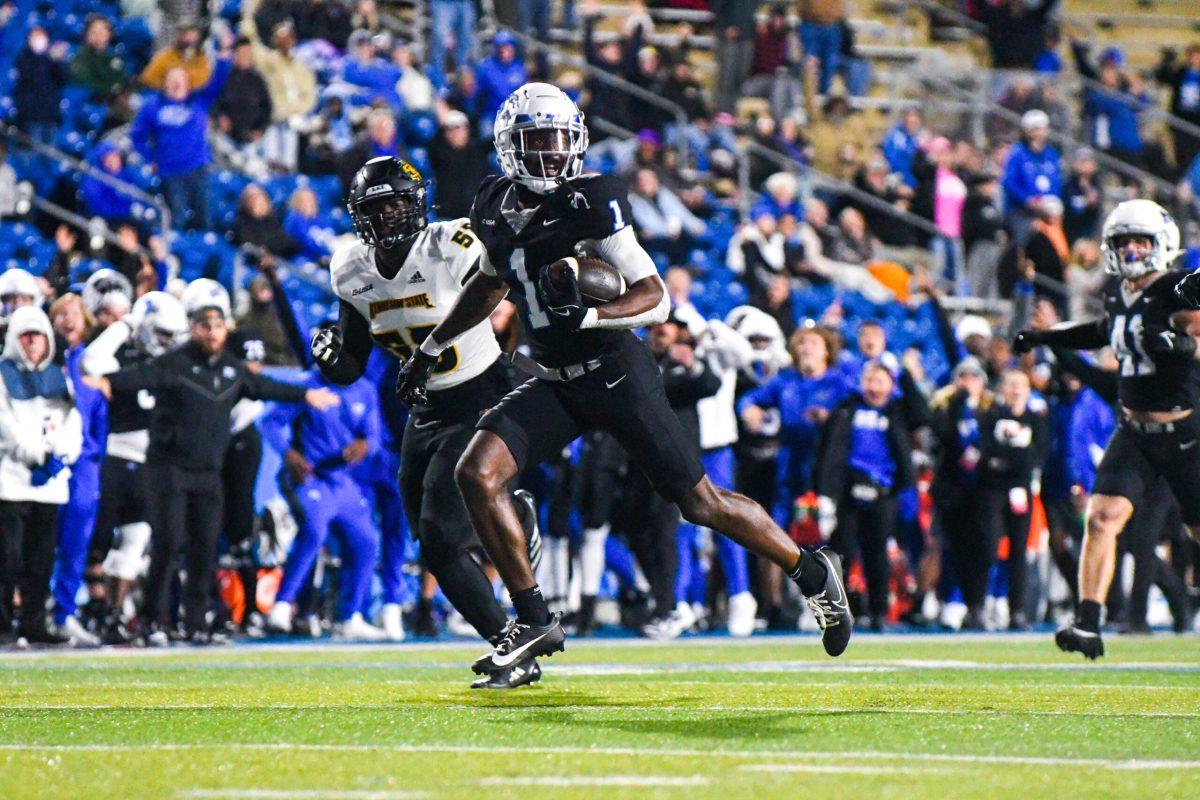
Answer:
409 271 426 284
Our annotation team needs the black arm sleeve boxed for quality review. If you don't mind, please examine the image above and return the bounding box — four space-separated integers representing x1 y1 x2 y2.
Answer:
662 361 722 406
316 299 373 386
929 294 962 368
266 269 311 368
107 352 170 393
1028 317 1110 351
241 369 309 403
1050 346 1120 405
897 367 932 431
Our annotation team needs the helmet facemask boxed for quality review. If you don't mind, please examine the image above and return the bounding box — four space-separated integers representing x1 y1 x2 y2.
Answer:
350 186 427 249
1103 229 1169 280
497 118 587 195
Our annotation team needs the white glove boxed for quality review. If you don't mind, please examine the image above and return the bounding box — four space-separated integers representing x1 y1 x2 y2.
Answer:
817 495 837 541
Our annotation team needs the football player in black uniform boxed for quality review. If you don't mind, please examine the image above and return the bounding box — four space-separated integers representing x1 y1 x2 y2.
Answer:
1015 199 1200 659
396 83 852 674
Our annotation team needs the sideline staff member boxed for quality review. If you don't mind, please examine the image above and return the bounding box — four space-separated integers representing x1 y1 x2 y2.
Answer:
86 282 338 643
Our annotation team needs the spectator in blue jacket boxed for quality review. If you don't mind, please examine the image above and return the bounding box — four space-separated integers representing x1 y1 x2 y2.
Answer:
80 143 138 226
282 187 339 262
261 369 386 640
476 31 528 131
1001 109 1061 245
130 58 232 231
1076 50 1151 164
738 326 855 527
881 108 925 187
343 29 402 108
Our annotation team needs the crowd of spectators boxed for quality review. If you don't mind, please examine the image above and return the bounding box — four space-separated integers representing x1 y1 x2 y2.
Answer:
1 0 1199 644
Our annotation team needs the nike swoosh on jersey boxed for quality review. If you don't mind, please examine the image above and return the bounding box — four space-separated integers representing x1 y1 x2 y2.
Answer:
491 628 555 667
605 375 627 389
411 418 439 430
1181 439 1197 450
542 219 558 226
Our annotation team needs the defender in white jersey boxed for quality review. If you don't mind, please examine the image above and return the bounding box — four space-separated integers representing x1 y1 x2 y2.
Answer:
312 157 542 689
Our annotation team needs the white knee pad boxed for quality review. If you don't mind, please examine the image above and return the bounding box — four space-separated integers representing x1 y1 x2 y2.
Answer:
103 522 151 581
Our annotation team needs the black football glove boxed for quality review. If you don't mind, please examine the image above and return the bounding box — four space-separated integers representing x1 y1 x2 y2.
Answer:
1176 272 1200 308
537 266 588 332
310 323 342 366
1141 325 1197 359
395 349 438 407
1012 329 1044 355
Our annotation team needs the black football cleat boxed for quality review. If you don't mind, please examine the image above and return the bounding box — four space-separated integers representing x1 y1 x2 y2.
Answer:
1056 625 1105 660
513 489 543 573
471 656 542 689
472 614 566 675
805 548 853 657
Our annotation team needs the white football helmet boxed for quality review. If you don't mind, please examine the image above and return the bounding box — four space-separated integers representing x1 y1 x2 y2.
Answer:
181 278 232 321
131 291 188 356
1100 199 1181 280
493 82 589 195
0 268 43 316
82 268 133 318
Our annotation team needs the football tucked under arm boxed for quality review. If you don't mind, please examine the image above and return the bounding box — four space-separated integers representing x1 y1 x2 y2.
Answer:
578 226 669 330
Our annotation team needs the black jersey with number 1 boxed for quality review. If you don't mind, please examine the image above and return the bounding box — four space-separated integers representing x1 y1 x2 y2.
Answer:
470 173 636 368
1102 269 1200 413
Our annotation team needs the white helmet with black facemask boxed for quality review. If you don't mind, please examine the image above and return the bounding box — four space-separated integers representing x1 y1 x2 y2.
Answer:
493 82 589 195
1101 199 1181 280
131 291 188 357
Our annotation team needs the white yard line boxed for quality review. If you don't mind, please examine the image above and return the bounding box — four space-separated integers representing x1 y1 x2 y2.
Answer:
7 702 1195 718
179 791 425 799
3 743 1198 770
479 776 708 787
741 764 961 775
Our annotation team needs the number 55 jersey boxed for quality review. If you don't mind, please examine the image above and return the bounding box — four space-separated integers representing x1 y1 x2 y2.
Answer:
329 219 501 391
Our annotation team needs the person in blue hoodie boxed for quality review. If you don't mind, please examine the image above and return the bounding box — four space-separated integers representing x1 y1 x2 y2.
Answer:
1001 109 1062 246
261 367 386 640
880 108 924 187
130 56 232 230
47 295 108 645
1072 42 1151 165
342 30 403 108
475 31 528 130
282 187 340 262
80 143 139 226
738 326 855 528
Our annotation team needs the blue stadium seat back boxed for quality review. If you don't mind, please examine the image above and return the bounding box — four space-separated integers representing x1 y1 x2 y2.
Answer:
723 281 748 307
70 258 114 285
706 266 735 286
25 240 59 276
405 112 437 146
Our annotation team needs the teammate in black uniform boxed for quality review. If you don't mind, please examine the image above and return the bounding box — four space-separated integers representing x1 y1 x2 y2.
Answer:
82 291 189 643
397 83 852 672
1015 199 1200 658
310 156 543 688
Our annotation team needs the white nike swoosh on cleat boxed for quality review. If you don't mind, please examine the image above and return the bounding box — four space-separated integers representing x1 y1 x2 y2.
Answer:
1181 440 1197 451
819 553 848 606
491 628 556 668
605 375 627 389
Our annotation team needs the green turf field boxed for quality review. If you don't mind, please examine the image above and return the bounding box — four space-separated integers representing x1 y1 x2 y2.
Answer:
1 634 1197 799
